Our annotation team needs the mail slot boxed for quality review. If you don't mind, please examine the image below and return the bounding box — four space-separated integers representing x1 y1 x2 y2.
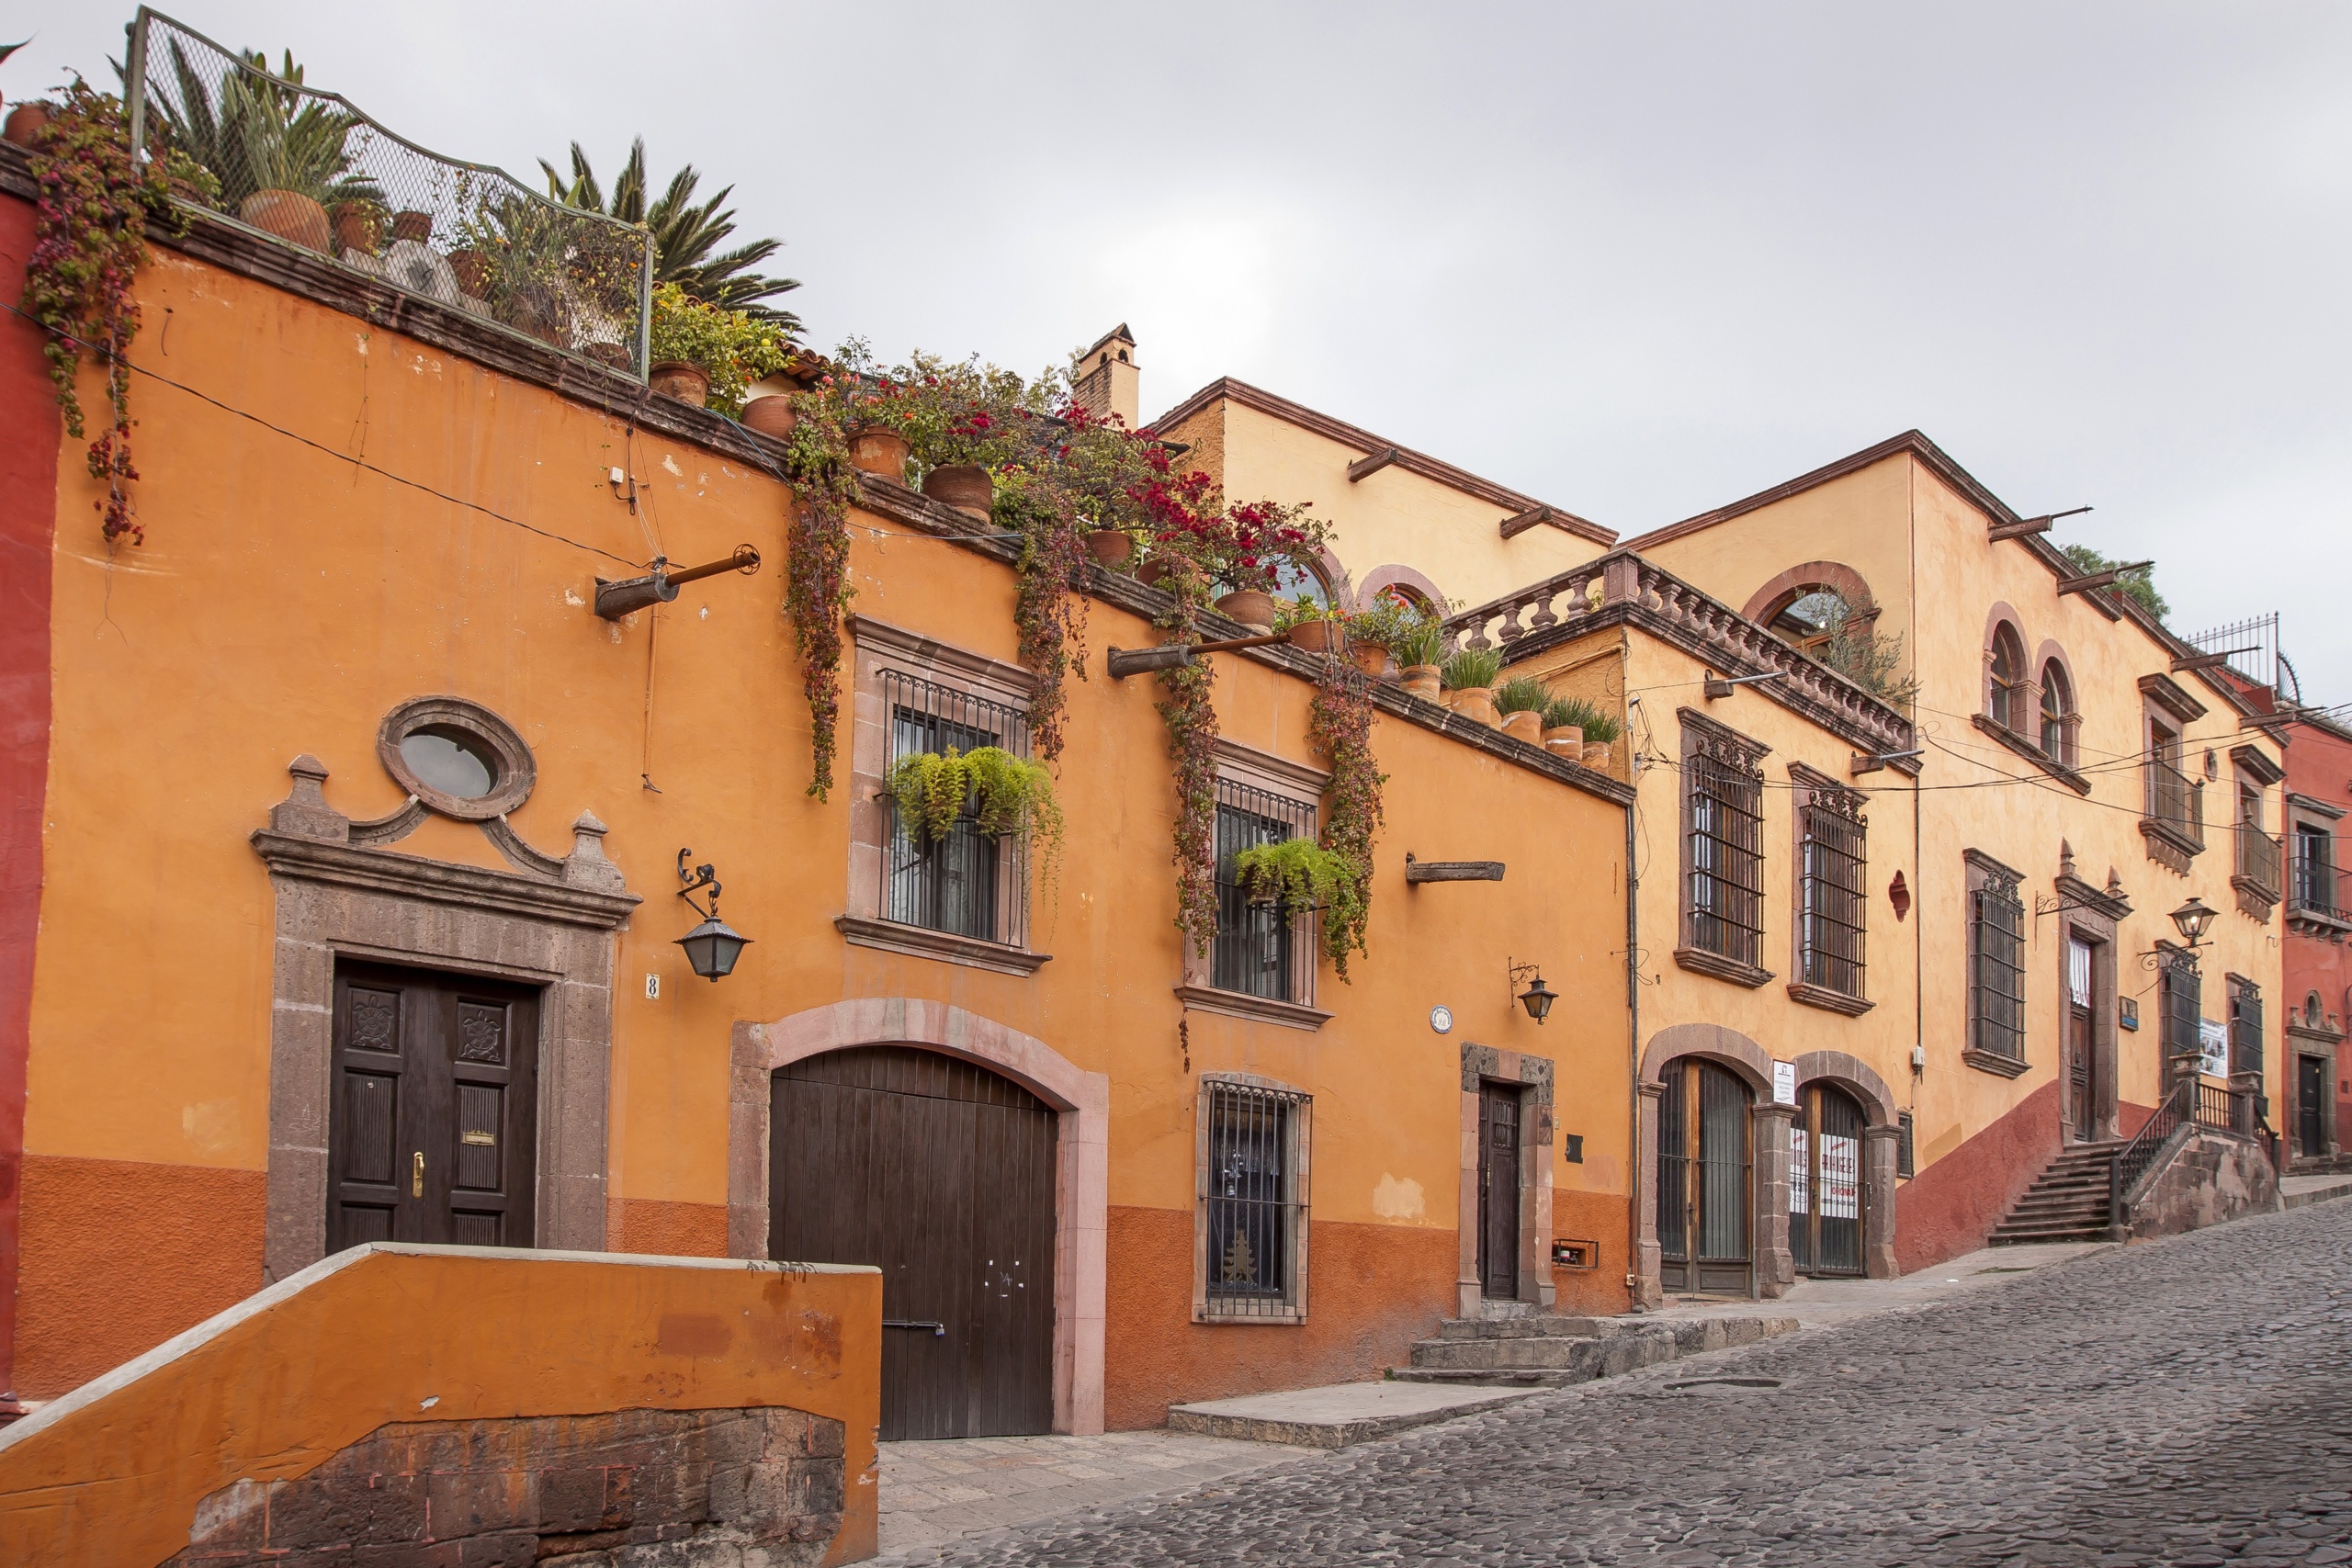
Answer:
461 1130 496 1146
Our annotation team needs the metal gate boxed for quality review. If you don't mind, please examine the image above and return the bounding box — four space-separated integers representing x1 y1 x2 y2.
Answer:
1658 1059 1753 1293
1790 1082 1864 1277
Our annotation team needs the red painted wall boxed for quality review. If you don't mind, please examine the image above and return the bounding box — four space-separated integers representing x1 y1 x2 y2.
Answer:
2282 716 2352 1156
1894 1080 2063 1271
0 187 60 1406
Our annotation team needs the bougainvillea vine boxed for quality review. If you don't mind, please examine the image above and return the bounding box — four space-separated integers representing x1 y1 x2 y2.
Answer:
22 80 174 545
778 385 859 798
1308 654 1385 978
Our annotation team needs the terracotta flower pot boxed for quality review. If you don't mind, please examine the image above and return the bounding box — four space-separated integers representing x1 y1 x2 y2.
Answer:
1215 590 1278 629
741 395 797 440
1583 740 1613 769
649 360 711 406
1351 642 1392 679
1502 709 1544 744
1286 619 1344 654
239 189 332 253
391 209 434 244
1084 530 1137 570
1444 685 1498 727
448 249 492 299
922 464 994 518
846 427 911 479
1544 725 1585 761
331 202 383 256
1136 558 1174 588
3 102 51 149
1401 664 1442 701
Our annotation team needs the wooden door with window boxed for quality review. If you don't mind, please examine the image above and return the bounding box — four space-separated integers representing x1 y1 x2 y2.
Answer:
2067 936 2099 1142
771 1045 1056 1440
2300 1055 2327 1158
328 961 539 1253
1657 1060 1753 1294
1789 1084 1864 1277
1477 1083 1521 1299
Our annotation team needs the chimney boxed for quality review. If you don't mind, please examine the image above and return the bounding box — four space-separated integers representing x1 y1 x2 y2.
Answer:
1070 323 1139 430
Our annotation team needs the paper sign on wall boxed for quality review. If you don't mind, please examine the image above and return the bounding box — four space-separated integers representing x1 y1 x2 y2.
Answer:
1772 1060 1797 1106
2199 1019 2230 1078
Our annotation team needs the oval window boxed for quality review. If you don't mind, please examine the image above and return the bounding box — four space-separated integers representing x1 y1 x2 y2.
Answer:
399 726 497 799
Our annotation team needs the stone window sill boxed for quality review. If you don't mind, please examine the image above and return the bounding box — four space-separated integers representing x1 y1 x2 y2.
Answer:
1191 1306 1309 1326
1673 946 1774 989
1173 984 1332 1032
835 915 1049 976
1787 980 1873 1017
1962 1046 2030 1080
1971 714 2090 795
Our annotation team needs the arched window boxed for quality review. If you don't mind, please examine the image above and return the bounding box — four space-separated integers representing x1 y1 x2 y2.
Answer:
1988 625 2026 730
2038 660 2075 763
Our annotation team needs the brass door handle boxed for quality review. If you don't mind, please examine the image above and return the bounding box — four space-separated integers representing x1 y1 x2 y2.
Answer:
412 1151 424 1198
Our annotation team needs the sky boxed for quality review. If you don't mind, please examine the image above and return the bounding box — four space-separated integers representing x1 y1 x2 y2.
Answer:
15 3 2351 695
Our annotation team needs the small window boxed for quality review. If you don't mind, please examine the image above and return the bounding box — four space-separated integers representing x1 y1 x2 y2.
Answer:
375 695 537 821
1798 783 1868 998
1988 625 2026 731
1197 1078 1310 1322
1687 741 1766 968
2228 976 2265 1085
881 669 1033 946
2295 825 2339 918
1968 860 2026 1063
1213 780 1317 1005
1895 1111 1916 1179
398 726 498 799
2038 661 2075 763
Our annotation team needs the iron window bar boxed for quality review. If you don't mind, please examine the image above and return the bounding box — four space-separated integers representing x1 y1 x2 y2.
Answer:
1970 867 2027 1061
1212 779 1318 1006
879 669 1032 949
1202 1080 1309 1318
2144 752 2204 849
1688 750 1765 965
2290 838 2346 921
1799 788 1869 998
2236 822 2283 900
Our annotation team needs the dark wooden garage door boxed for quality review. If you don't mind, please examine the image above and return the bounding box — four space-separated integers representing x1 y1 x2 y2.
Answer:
770 1045 1057 1440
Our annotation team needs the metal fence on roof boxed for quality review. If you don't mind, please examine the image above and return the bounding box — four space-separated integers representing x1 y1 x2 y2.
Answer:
2185 611 2301 705
123 7 651 378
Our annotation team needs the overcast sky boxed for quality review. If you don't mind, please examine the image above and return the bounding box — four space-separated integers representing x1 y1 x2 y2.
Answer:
17 4 2351 695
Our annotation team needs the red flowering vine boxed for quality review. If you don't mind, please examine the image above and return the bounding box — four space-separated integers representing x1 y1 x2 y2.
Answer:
1308 656 1384 976
21 80 174 545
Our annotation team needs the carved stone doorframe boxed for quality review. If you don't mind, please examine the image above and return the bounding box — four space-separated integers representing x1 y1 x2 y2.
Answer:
1455 1043 1555 1318
253 754 639 1283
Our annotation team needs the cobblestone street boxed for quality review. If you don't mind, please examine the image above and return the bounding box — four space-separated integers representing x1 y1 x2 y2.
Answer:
899 1200 2352 1566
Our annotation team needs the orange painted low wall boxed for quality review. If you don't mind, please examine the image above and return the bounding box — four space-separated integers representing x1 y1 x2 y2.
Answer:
0 1245 881 1566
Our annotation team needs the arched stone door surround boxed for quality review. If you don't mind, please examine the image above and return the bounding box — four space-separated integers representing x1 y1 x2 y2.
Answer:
727 998 1109 1435
1635 1023 1790 1307
1789 1049 1901 1280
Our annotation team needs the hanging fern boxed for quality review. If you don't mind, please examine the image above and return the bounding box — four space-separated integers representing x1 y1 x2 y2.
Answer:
22 80 175 546
885 745 1065 893
1308 657 1384 978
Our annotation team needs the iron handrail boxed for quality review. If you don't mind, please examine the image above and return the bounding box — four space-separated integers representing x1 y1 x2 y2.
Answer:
2236 823 2283 899
2110 1077 2194 1224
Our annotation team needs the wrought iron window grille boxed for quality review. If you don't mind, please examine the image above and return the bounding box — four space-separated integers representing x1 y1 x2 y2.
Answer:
1212 779 1318 1007
1200 1080 1310 1320
1798 784 1869 998
1969 866 2027 1061
1686 742 1766 966
878 669 1032 949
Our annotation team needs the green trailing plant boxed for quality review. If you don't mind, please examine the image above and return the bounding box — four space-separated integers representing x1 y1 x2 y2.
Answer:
1440 646 1502 691
1234 839 1349 908
1541 694 1620 744
1307 657 1384 978
886 745 1066 891
1000 479 1091 764
22 80 175 546
1493 676 1552 716
1154 566 1223 958
647 282 790 415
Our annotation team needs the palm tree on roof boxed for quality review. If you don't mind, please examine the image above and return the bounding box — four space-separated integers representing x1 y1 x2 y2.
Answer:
541 139 800 333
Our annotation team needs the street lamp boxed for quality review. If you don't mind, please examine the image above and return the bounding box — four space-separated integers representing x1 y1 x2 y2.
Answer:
674 849 752 982
1517 972 1557 1024
2168 896 2218 949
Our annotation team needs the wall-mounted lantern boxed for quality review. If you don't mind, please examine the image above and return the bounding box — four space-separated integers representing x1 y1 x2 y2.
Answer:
674 849 752 981
2168 896 2218 950
1508 958 1556 1024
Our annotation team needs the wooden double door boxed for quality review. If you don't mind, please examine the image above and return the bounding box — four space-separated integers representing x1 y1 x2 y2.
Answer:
327 961 539 1253
1658 1059 1752 1294
770 1045 1057 1441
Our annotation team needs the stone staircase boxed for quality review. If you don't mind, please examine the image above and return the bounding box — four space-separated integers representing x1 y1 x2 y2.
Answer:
1391 1311 1798 1390
1989 1141 2120 1245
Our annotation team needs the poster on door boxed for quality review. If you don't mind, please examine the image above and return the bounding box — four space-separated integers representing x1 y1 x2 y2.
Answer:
2199 1018 2230 1078
1788 1129 1809 1215
1820 1134 1860 1220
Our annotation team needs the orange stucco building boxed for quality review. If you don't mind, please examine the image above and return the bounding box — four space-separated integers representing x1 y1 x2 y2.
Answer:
0 146 1636 1442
